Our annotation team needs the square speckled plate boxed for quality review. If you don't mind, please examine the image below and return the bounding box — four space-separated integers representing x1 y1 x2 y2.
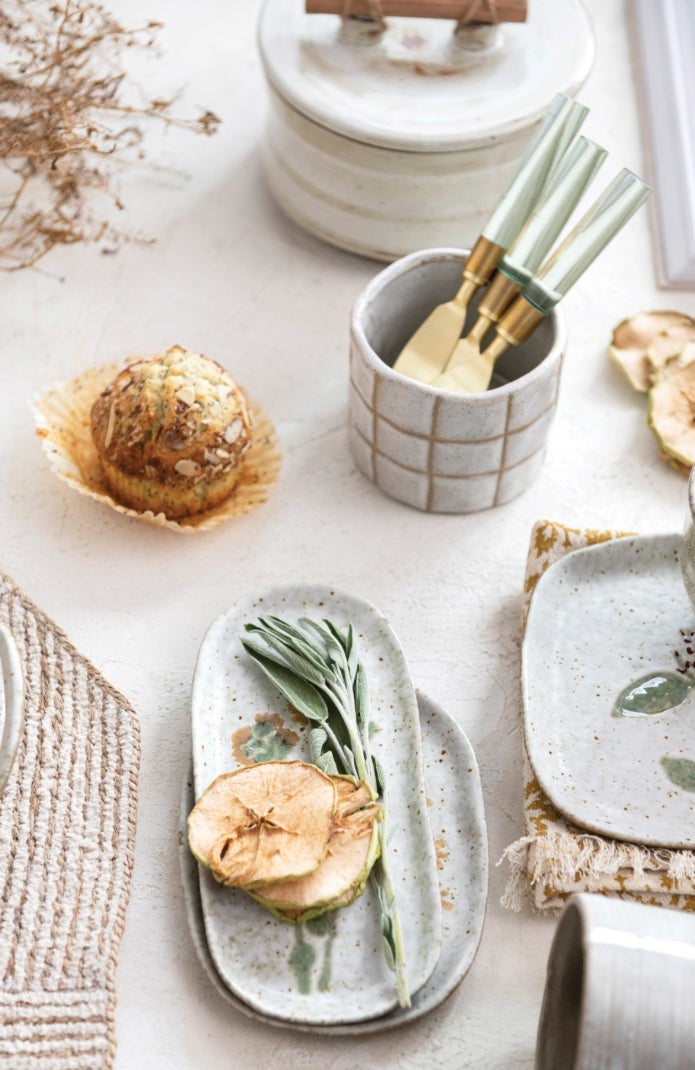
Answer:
523 533 695 847
191 584 443 1025
179 691 488 1033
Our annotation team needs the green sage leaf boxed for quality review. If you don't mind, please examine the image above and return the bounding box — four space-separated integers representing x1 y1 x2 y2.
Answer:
258 617 329 671
376 884 397 969
372 754 387 796
317 752 339 776
245 628 327 687
308 726 328 765
300 618 340 657
354 662 369 726
241 645 329 722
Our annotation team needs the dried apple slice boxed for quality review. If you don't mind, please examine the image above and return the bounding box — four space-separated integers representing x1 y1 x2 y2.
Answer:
250 775 382 919
646 322 695 380
188 760 336 889
657 446 691 478
647 342 695 473
609 310 694 391
274 878 364 925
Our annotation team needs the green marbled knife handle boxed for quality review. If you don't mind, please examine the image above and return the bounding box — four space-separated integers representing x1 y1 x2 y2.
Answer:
502 136 607 287
524 168 651 314
481 95 588 251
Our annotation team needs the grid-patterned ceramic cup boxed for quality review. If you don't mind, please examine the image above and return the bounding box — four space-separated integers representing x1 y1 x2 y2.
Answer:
349 249 565 513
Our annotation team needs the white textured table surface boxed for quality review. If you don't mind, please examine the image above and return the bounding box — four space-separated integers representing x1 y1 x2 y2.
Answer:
1 2 694 1067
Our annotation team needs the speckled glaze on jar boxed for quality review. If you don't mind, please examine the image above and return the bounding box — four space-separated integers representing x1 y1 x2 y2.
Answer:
537 894 695 1070
349 249 565 513
258 0 595 261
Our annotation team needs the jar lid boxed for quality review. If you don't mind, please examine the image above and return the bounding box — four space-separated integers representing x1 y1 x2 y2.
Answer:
259 0 595 153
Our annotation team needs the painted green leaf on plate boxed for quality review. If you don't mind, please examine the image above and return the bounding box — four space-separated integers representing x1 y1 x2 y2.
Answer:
612 672 692 718
661 757 695 793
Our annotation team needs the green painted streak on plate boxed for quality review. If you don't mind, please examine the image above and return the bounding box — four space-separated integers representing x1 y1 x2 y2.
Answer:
661 756 695 793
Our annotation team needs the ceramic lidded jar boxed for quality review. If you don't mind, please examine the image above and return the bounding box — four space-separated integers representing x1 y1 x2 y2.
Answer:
258 0 595 261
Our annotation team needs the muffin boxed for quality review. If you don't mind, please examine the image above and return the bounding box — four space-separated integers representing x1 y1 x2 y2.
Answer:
90 346 253 519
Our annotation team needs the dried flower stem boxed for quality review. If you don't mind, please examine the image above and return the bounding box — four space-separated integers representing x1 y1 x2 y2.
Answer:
0 0 220 270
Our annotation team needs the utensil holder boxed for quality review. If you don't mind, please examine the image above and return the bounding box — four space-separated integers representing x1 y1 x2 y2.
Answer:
349 249 565 512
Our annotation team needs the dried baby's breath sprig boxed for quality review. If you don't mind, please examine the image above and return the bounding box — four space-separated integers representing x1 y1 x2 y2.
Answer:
0 0 220 271
241 615 410 1009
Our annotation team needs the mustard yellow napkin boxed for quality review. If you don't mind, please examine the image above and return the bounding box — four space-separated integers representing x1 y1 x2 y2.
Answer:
502 520 695 912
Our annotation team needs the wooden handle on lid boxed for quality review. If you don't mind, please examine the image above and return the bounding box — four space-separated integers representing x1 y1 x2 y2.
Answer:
305 0 527 22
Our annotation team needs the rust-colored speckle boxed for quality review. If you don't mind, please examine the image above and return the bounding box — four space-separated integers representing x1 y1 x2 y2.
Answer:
440 887 454 911
286 702 309 728
434 837 449 871
232 724 253 765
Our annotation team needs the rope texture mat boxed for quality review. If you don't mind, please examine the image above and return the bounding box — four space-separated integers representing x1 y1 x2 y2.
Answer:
0 573 140 1069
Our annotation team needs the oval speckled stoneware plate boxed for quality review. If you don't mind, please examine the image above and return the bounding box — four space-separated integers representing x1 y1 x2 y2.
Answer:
523 533 695 847
191 585 442 1025
179 692 488 1034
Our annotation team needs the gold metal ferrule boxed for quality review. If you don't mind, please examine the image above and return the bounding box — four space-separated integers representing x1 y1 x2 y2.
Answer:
478 271 523 324
495 296 546 348
462 236 505 288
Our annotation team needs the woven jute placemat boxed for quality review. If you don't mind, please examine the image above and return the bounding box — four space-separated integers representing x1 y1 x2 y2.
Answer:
0 572 140 1069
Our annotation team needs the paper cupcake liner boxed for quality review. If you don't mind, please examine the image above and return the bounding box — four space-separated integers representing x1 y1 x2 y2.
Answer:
31 361 282 533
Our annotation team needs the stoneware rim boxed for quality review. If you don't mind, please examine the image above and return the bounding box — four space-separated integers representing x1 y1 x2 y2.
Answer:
351 247 566 398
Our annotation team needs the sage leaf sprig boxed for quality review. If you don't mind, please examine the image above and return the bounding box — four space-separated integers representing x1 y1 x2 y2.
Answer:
241 614 410 1009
